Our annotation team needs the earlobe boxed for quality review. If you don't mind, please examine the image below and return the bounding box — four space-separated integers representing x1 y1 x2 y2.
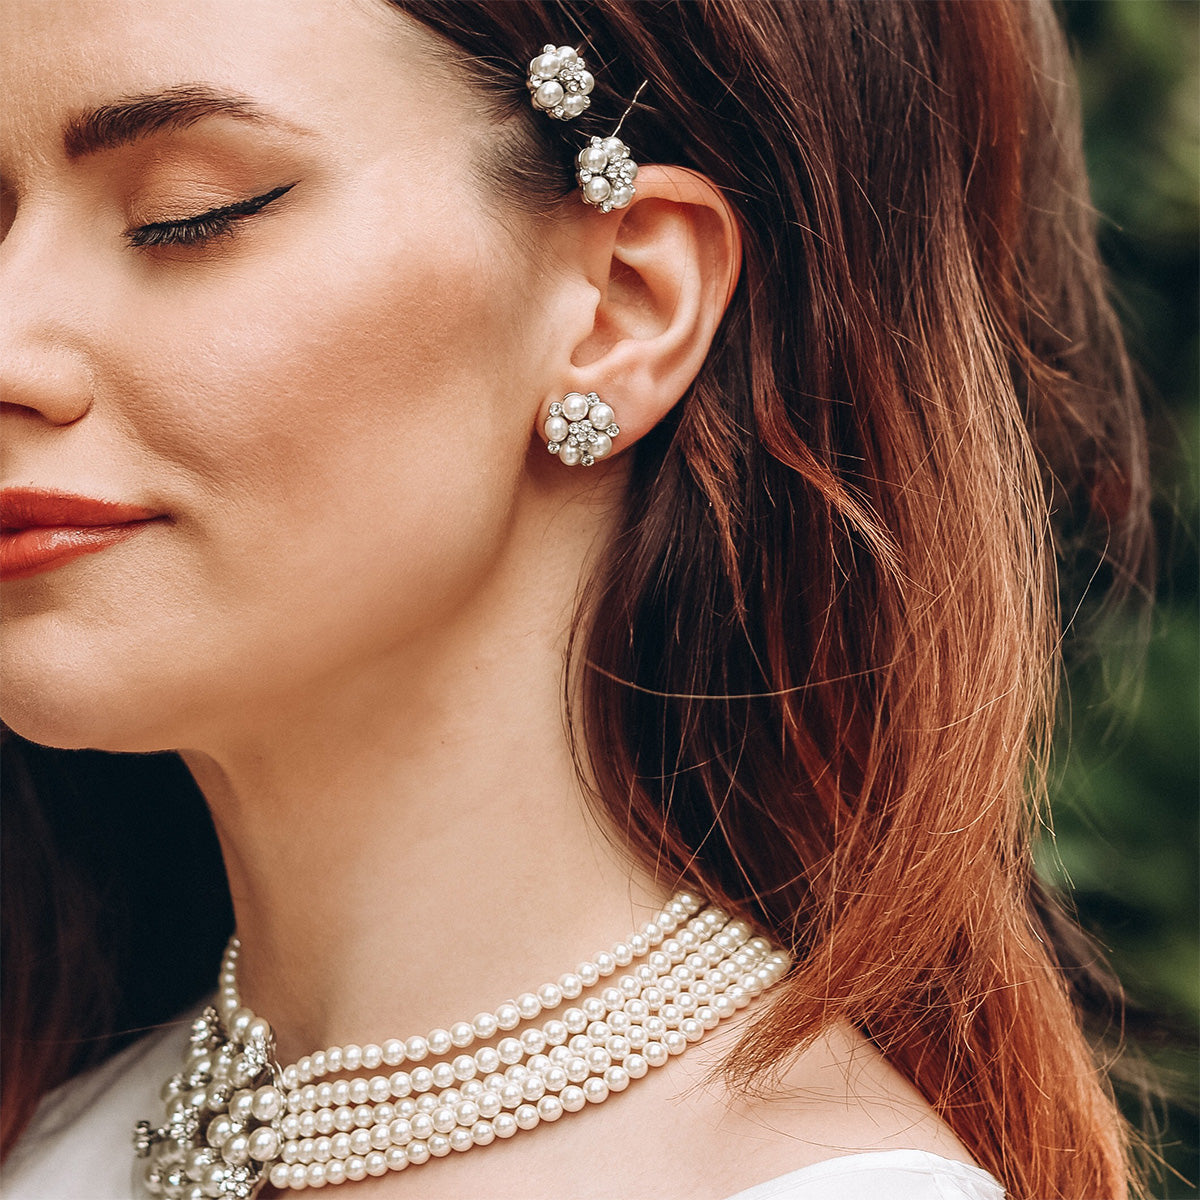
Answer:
554 165 743 454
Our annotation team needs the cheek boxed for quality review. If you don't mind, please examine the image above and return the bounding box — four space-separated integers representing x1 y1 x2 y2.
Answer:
4 209 539 750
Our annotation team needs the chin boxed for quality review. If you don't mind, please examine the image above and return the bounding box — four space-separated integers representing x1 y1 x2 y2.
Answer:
0 660 187 755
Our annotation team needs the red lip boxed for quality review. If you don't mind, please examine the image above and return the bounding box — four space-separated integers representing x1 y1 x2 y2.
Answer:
1 488 163 580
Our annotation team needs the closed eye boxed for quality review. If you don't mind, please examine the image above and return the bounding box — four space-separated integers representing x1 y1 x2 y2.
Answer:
126 182 296 248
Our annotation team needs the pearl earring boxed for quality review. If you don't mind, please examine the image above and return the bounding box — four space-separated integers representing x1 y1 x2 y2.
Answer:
544 392 621 467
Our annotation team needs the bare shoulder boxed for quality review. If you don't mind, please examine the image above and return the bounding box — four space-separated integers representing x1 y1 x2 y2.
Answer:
677 1018 981 1187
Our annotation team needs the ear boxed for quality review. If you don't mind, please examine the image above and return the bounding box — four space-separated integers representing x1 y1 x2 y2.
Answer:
547 165 742 451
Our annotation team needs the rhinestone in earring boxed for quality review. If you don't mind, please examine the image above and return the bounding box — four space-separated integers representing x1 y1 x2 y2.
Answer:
544 392 620 467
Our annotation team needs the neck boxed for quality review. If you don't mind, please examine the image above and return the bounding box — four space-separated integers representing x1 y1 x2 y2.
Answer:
180 485 674 1065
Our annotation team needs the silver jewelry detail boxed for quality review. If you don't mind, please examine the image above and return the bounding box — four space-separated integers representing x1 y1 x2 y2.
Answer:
133 894 791 1195
527 45 594 120
544 392 621 466
576 136 639 212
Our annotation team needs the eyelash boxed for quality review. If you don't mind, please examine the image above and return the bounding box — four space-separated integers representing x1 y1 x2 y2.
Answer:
126 183 296 248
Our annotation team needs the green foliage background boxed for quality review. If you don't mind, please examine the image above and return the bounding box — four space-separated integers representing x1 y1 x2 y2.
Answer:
1053 2 1198 1193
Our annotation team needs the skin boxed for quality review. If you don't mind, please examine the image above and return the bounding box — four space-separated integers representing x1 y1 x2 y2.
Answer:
1 0 979 1195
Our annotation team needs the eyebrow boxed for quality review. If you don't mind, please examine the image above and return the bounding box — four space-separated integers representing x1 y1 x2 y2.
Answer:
63 84 304 160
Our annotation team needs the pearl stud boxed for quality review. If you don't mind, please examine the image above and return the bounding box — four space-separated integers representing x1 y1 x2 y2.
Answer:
544 393 622 467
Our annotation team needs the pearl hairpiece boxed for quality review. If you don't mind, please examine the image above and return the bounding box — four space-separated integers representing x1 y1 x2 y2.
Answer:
527 44 595 120
527 42 644 213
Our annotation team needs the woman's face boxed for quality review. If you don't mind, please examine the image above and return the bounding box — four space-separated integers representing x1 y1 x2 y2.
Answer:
2 0 567 750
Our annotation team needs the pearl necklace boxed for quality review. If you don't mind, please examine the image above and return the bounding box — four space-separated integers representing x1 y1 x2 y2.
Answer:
134 893 790 1198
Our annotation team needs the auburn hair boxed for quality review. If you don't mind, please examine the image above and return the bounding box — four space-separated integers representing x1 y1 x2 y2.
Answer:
2 3 1151 1198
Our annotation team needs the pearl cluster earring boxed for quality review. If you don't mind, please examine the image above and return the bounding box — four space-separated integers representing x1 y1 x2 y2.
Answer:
544 392 621 467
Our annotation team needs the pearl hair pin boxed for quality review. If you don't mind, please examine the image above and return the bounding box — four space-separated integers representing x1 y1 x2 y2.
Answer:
527 44 595 120
527 41 644 213
134 892 791 1197
544 391 620 466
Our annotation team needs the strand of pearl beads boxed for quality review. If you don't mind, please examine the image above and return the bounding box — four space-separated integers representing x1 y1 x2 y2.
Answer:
218 893 704 1091
259 910 788 1190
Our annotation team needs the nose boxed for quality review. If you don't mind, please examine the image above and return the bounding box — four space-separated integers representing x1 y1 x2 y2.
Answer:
0 212 95 426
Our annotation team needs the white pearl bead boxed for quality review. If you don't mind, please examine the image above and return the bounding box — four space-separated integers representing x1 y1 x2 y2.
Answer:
427 1028 452 1056
579 144 608 172
625 1053 649 1079
229 1089 254 1124
385 1145 408 1170
559 443 583 466
472 1012 498 1039
405 1036 428 1062
365 1150 388 1176
611 185 635 210
583 176 612 205
247 1126 280 1162
343 1044 363 1071
514 1103 540 1131
494 1003 520 1030
519 1028 546 1055
531 52 561 77
555 45 576 60
537 1095 564 1122
601 136 626 158
644 1042 669 1068
582 1077 609 1104
471 1119 495 1146
382 1039 404 1066
269 1163 290 1188
221 1131 249 1166
325 1159 346 1185
560 1084 586 1113
288 1163 308 1188
561 93 588 118
246 1017 271 1043
406 1140 430 1164
515 992 542 1020
428 1133 452 1157
535 80 564 110
493 1113 517 1139
562 392 590 421
305 1161 327 1187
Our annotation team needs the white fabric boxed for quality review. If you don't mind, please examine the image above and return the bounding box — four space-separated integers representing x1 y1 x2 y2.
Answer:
2 1010 1006 1200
